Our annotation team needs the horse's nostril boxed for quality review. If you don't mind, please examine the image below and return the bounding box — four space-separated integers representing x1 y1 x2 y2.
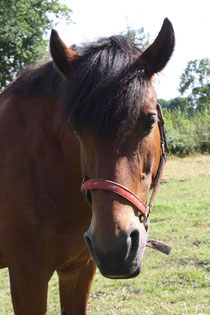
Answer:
129 229 139 258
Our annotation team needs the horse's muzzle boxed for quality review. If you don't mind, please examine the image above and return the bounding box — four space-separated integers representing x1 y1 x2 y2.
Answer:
84 225 147 279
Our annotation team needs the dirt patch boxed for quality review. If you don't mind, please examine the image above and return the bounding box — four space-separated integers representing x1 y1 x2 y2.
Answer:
163 155 210 180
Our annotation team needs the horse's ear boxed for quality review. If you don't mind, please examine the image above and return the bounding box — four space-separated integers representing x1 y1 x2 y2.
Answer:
136 18 175 76
50 29 80 77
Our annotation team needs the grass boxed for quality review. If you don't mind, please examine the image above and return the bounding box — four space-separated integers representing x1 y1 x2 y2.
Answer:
0 155 209 314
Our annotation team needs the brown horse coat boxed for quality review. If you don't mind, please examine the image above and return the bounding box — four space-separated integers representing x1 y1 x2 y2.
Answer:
0 18 174 314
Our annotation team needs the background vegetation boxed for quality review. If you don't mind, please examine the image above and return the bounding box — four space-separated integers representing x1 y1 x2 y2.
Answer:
163 106 209 156
158 57 210 156
0 0 71 90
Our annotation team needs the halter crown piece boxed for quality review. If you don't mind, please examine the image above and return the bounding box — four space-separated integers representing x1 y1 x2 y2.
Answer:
81 104 171 255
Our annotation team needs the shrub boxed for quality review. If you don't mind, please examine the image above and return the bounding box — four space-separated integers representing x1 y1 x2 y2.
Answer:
163 107 210 156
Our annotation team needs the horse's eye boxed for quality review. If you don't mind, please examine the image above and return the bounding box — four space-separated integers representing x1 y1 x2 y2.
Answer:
145 114 157 129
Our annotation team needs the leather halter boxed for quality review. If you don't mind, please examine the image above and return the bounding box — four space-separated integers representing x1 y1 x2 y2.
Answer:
81 104 171 255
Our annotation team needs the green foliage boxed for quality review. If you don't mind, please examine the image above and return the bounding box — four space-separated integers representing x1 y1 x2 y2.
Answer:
163 106 210 156
121 20 150 50
159 58 210 117
0 0 72 90
159 59 210 156
158 97 188 112
179 58 210 112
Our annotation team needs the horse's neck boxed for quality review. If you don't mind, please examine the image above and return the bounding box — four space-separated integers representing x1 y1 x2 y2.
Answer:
0 92 90 242
0 93 81 181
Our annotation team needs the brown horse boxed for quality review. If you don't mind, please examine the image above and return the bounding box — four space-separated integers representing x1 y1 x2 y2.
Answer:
0 18 174 314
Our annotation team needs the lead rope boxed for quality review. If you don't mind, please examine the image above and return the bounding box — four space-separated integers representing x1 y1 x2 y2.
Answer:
143 155 167 231
141 104 168 231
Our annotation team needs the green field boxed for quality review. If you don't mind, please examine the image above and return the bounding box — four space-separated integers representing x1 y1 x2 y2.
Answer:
0 155 209 314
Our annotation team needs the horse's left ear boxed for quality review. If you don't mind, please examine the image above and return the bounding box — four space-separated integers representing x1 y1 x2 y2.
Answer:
50 29 80 77
136 18 175 76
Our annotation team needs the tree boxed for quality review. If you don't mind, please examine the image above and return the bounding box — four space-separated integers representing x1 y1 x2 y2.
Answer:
158 97 188 112
0 0 72 90
179 58 210 112
121 19 150 50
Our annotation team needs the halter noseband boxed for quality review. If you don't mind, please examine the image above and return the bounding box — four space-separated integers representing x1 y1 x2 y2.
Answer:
81 104 171 255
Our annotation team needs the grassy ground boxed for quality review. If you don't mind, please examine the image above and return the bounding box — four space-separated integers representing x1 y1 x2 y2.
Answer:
0 155 209 314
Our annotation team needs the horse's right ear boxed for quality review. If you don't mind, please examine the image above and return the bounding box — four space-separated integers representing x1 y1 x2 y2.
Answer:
136 18 175 77
50 29 80 77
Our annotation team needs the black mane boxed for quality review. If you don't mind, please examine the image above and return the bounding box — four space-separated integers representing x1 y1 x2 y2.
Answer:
2 35 150 141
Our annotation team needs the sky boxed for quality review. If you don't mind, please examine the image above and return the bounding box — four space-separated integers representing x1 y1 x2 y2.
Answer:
55 0 210 100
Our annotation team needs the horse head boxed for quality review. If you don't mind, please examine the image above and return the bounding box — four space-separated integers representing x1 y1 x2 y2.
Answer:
50 18 175 279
